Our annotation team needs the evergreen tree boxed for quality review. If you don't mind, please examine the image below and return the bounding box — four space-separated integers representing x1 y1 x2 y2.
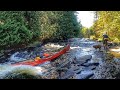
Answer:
39 11 81 42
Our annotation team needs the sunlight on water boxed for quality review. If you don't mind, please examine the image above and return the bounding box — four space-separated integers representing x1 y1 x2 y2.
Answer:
110 48 120 52
82 48 92 52
44 43 64 48
80 70 93 75
110 47 120 58
10 52 27 62
110 51 120 58
70 46 81 49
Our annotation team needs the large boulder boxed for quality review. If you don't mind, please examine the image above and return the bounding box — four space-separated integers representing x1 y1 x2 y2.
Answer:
75 55 92 65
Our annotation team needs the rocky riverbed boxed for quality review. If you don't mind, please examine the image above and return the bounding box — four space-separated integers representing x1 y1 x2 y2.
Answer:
0 38 120 79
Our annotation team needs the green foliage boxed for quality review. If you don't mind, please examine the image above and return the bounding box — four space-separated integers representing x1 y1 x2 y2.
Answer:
98 38 103 42
92 11 120 42
39 11 81 42
0 11 41 48
24 11 41 39
113 37 120 43
90 35 96 40
81 27 91 38
0 11 81 49
0 12 27 46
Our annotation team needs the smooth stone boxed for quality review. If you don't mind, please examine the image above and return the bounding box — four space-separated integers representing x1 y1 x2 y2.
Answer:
76 55 92 62
82 62 99 67
69 66 85 74
75 55 92 65
75 70 94 79
83 66 97 70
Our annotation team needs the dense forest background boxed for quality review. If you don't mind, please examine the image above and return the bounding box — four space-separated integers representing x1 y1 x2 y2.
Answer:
0 11 82 50
1 11 120 50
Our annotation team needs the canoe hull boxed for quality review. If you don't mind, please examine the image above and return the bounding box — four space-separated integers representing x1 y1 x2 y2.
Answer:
12 44 70 66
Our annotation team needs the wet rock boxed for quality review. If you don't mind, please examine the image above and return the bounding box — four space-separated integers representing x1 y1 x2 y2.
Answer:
60 70 75 79
81 62 99 67
88 65 96 70
69 65 85 74
25 47 35 52
114 73 120 79
76 55 92 61
93 62 117 79
105 53 114 60
84 65 97 70
75 55 92 64
113 58 120 71
38 61 52 69
44 69 59 79
0 55 8 63
89 75 95 79
91 57 102 63
74 70 94 79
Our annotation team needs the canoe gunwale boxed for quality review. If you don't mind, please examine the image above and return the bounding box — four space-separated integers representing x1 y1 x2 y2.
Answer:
12 44 70 66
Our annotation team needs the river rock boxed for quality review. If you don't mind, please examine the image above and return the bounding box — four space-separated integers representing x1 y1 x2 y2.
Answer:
60 70 75 79
4 50 11 54
88 65 96 70
82 62 99 67
75 55 92 64
0 56 8 63
38 61 51 69
69 66 85 74
93 61 117 79
83 65 97 70
74 70 94 79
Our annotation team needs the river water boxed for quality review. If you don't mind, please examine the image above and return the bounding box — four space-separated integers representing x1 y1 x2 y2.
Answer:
0 38 119 79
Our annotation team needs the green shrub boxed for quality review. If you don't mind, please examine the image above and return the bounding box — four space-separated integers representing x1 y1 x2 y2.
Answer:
0 11 41 48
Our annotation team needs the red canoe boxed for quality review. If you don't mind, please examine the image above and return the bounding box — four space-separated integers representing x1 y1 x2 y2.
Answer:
12 44 70 66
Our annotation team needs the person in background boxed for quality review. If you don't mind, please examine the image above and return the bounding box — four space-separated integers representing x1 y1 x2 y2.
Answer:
102 32 109 50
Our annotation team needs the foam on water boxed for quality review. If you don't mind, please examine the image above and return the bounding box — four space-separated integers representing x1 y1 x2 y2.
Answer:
70 46 81 49
0 64 46 79
10 52 27 62
44 43 64 48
